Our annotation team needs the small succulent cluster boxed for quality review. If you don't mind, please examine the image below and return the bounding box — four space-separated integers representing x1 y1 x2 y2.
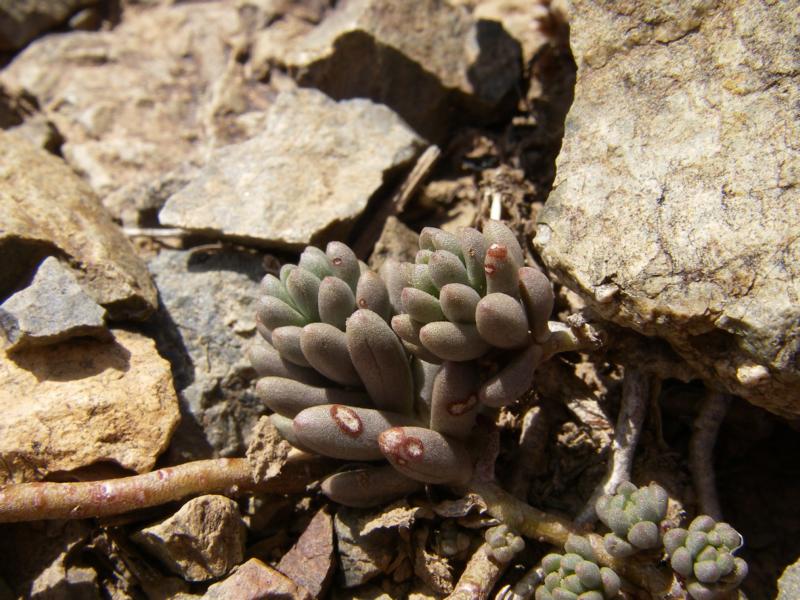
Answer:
485 524 525 563
387 221 554 407
664 516 748 600
595 482 668 558
248 221 559 507
536 535 622 600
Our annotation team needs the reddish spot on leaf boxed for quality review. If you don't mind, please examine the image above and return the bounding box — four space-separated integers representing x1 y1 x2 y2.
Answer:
487 243 507 259
447 394 477 416
330 405 363 438
332 257 343 265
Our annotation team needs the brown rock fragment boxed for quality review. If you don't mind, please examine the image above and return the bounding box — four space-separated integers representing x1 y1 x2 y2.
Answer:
133 495 247 583
204 558 312 600
277 508 334 598
0 329 179 483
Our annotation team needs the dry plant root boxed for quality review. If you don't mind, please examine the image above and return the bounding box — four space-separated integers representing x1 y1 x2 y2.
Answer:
689 391 731 521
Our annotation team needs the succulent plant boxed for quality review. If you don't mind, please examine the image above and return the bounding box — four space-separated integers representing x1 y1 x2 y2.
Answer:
485 524 525 563
663 516 747 600
535 535 621 600
595 482 669 558
389 220 554 408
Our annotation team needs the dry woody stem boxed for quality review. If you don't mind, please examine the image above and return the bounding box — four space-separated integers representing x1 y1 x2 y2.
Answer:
446 543 505 600
689 391 731 521
576 368 650 524
0 451 328 523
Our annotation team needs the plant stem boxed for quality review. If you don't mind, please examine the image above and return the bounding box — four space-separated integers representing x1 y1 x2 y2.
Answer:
576 368 650 524
467 479 679 598
689 391 731 521
0 451 329 523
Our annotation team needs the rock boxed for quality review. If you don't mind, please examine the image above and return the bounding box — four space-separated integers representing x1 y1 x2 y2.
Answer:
367 216 420 273
0 256 107 351
261 0 521 140
276 508 335 598
0 0 98 51
334 507 396 588
0 520 98 599
534 0 800 417
133 495 247 583
246 416 292 484
0 329 180 483
778 556 800 600
148 248 264 461
0 2 269 224
0 131 157 320
160 88 424 249
204 558 312 600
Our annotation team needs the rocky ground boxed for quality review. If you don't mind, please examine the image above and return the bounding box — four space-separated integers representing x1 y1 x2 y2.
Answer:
0 0 798 599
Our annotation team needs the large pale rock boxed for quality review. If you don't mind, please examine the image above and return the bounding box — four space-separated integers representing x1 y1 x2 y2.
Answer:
0 0 97 51
149 249 264 461
260 0 521 140
0 329 180 483
0 132 157 320
160 88 425 248
0 256 107 351
534 0 800 416
133 495 246 582
0 2 269 224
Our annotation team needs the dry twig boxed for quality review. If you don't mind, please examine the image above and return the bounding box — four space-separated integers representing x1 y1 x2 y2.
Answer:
575 368 650 525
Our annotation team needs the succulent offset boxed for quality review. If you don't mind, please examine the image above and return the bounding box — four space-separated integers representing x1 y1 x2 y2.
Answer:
663 516 747 600
536 535 622 600
248 221 558 507
595 482 668 558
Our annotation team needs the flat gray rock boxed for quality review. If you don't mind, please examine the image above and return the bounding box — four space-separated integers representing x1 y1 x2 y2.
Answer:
258 0 521 139
148 249 264 461
160 88 424 249
534 0 800 417
0 256 107 351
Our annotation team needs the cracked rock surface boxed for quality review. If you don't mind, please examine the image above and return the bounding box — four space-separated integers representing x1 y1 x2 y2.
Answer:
534 0 800 417
159 88 425 249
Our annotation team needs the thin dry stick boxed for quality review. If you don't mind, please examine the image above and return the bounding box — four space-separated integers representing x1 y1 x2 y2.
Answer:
0 451 329 523
446 543 507 600
468 479 679 598
575 368 650 525
689 391 731 521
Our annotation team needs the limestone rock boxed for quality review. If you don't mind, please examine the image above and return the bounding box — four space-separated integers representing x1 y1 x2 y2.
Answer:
778 557 800 600
534 0 800 416
159 88 424 249
134 495 246 582
204 558 312 600
0 131 157 320
0 2 269 224
0 0 98 51
0 329 180 483
0 256 107 351
261 0 522 140
334 507 395 588
148 249 264 461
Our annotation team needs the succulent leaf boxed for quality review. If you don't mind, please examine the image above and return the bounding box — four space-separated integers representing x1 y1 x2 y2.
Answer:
318 275 357 330
475 293 531 349
270 326 311 367
457 226 487 293
320 465 423 508
518 266 555 343
439 283 481 323
346 309 414 414
356 270 392 322
484 243 520 297
428 250 471 289
300 322 362 387
248 339 328 386
257 295 308 330
378 426 472 485
256 376 369 418
402 287 445 323
293 404 417 461
326 241 360 291
478 344 542 407
419 321 491 362
429 361 480 439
